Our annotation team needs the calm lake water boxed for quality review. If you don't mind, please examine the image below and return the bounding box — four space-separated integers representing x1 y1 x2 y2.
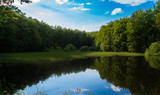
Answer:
0 56 160 95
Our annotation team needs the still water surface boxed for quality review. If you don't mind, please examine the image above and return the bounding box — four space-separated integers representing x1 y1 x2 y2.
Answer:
0 56 160 95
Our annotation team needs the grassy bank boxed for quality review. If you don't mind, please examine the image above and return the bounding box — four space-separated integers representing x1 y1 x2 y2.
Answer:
85 52 144 57
0 51 144 63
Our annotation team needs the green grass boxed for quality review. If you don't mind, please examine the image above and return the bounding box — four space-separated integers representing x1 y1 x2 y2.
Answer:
85 52 144 57
0 51 144 63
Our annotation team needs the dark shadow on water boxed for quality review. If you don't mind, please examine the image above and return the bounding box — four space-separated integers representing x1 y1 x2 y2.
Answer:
0 58 94 94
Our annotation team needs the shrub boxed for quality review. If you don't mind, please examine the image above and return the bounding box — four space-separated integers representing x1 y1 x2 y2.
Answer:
145 48 150 56
80 46 88 51
145 41 160 56
64 44 76 52
88 46 97 51
148 41 160 53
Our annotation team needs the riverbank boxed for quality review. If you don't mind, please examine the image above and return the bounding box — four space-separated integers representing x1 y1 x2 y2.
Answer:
0 51 144 63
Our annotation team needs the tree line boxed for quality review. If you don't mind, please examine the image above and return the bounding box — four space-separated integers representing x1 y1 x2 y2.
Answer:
95 1 160 52
0 6 93 52
1 2 160 53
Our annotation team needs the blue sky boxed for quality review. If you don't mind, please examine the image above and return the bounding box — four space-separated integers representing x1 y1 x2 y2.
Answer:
13 0 157 32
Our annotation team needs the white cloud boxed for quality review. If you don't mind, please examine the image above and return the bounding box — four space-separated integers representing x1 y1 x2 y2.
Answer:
111 85 121 92
13 0 30 7
70 6 91 11
81 88 90 92
105 11 109 14
31 0 41 3
110 0 157 6
77 3 84 6
104 85 109 89
101 0 105 2
12 0 106 32
63 0 68 2
67 2 72 5
67 2 84 6
69 88 89 93
55 0 64 4
86 2 92 5
111 8 123 15
75 23 103 32
12 0 40 6
55 0 68 4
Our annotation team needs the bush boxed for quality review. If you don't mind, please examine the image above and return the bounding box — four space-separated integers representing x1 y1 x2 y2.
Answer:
64 44 76 52
145 48 150 56
88 46 97 51
149 41 160 53
145 41 160 56
80 46 88 51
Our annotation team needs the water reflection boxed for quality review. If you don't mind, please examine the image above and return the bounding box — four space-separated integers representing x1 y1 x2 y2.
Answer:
0 58 94 94
145 56 160 70
0 56 160 94
92 56 160 95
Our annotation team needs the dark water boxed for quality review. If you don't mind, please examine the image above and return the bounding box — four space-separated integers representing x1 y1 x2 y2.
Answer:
0 56 160 95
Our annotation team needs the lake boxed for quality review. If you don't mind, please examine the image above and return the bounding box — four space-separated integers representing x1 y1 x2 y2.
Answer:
0 56 160 95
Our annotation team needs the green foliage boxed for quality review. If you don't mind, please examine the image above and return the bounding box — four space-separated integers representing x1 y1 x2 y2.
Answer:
145 48 150 56
1 1 160 53
100 43 111 52
155 13 160 31
64 44 77 52
96 2 160 52
145 56 160 69
88 46 97 51
56 46 63 51
145 41 160 56
0 6 93 52
80 46 88 51
149 41 160 53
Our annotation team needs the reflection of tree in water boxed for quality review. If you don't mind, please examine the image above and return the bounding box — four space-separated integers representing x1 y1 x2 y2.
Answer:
145 56 160 70
0 58 94 94
0 0 32 5
1 56 160 95
91 56 160 95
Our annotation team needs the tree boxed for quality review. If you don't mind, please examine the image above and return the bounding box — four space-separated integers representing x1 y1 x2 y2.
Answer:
0 6 93 52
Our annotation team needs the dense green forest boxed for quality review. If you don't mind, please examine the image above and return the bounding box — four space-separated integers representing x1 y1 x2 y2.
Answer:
0 6 93 52
0 1 160 53
96 2 160 52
